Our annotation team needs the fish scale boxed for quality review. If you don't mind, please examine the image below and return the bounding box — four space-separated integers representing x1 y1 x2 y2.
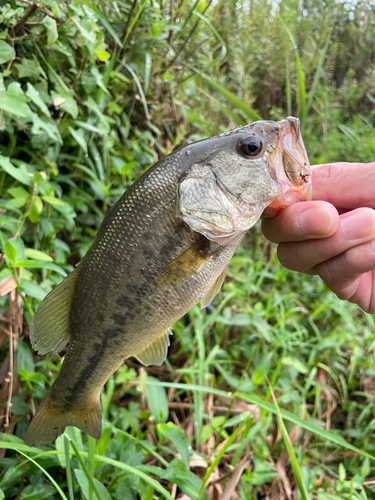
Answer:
25 117 312 446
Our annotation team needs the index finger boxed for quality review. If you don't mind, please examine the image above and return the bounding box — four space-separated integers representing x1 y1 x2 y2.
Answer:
312 162 375 209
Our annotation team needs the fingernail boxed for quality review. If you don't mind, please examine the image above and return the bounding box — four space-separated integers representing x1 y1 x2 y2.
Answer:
297 207 333 235
341 209 375 240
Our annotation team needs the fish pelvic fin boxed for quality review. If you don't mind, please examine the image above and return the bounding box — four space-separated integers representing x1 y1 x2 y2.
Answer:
30 268 79 356
134 328 173 366
200 265 228 309
25 393 101 447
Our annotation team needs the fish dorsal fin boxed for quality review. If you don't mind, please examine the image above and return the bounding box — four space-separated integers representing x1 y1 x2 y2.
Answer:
134 328 173 366
30 268 78 356
200 266 228 309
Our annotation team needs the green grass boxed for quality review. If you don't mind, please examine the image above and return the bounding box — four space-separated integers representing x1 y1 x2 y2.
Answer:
2 233 375 498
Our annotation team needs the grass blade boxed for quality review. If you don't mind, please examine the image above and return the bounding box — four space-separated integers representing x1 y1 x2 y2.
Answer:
64 436 74 500
144 52 152 94
295 51 306 128
0 442 174 499
131 381 375 461
269 383 310 500
121 62 150 120
82 0 122 47
69 439 101 500
122 0 148 47
305 32 332 116
6 449 69 500
88 436 96 500
182 10 227 82
197 419 247 499
196 87 245 125
278 14 306 128
285 56 292 116
201 75 261 121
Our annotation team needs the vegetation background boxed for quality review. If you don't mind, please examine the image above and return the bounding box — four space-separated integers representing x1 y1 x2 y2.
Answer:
0 0 375 498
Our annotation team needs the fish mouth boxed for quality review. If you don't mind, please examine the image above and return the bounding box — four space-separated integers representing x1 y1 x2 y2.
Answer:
268 117 313 208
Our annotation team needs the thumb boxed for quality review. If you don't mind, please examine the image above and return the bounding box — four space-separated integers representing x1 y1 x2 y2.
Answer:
312 163 375 209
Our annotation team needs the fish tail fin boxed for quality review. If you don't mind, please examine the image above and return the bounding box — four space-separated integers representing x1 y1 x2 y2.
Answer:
25 393 101 447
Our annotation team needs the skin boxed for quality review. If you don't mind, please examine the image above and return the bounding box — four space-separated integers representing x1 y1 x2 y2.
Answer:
262 162 375 314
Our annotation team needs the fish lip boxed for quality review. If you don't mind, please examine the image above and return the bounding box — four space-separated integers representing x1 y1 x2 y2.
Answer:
268 117 313 207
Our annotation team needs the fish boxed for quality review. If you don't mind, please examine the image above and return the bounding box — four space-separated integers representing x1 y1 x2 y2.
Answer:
25 117 312 447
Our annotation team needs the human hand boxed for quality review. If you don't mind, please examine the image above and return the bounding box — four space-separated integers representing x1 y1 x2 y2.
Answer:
262 163 375 314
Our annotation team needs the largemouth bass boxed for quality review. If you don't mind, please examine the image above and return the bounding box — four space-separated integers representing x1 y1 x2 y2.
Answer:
25 117 312 446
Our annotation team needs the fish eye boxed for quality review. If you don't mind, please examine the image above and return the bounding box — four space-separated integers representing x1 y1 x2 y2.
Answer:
237 136 263 158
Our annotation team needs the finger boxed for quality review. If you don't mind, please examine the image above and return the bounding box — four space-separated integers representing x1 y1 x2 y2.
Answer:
312 163 375 209
261 201 339 243
345 272 375 314
277 207 375 273
315 240 375 314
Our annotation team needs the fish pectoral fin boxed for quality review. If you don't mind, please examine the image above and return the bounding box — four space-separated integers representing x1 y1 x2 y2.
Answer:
200 266 228 309
24 393 101 447
134 328 173 366
31 269 79 356
156 240 213 289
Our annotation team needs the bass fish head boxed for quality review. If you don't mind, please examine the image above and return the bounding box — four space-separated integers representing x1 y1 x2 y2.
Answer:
178 116 312 244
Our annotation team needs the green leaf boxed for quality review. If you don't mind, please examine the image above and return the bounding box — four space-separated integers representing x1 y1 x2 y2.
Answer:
20 483 56 499
72 16 96 44
10 396 30 416
95 50 110 61
51 91 78 119
26 82 51 117
73 120 104 135
159 458 190 481
15 57 47 80
158 422 190 470
28 196 44 224
282 356 309 374
41 195 65 207
83 0 122 47
252 352 273 385
0 155 32 186
148 376 169 423
68 126 87 153
24 248 53 262
17 340 35 375
0 40 15 64
6 186 29 209
74 469 111 500
32 114 62 142
20 281 49 301
0 82 33 119
0 488 4 500
15 260 67 276
43 16 58 48
217 313 251 326
4 240 16 264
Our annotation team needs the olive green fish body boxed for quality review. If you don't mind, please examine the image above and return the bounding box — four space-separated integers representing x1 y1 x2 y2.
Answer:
25 118 312 446
52 156 239 410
